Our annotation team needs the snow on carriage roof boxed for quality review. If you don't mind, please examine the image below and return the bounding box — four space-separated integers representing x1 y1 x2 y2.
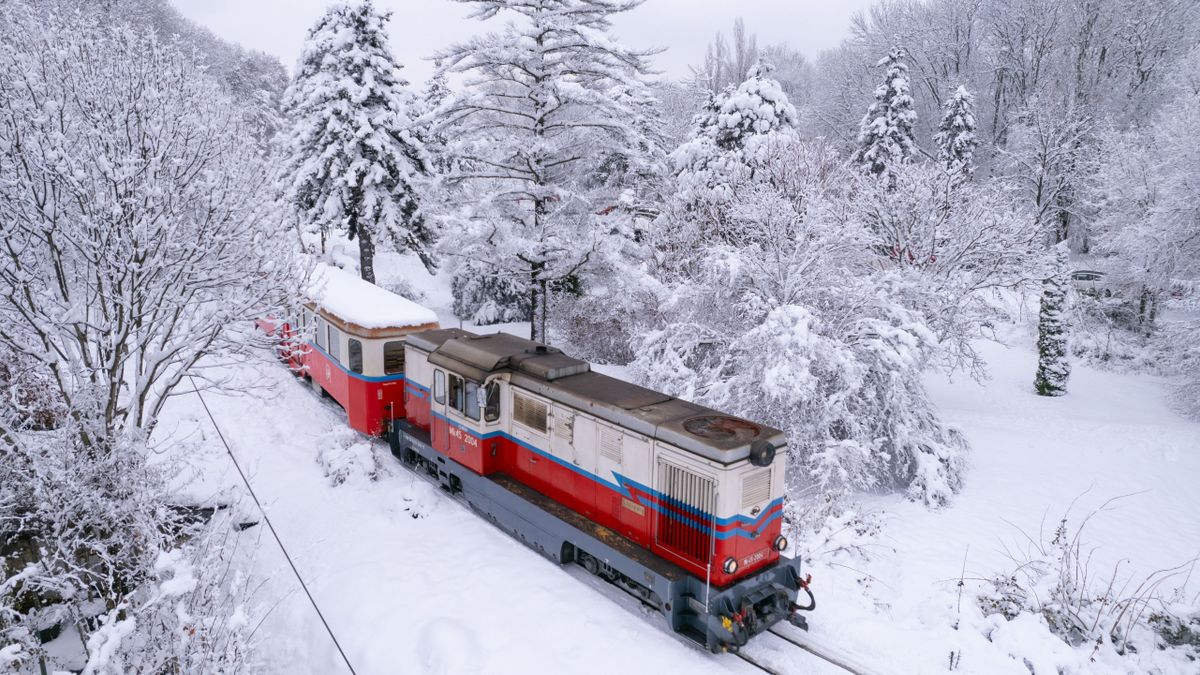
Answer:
306 263 438 329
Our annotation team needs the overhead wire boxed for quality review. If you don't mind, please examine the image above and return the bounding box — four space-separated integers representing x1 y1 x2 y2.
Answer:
188 376 358 675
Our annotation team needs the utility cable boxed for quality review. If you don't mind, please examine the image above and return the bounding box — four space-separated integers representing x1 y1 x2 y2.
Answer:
188 376 358 675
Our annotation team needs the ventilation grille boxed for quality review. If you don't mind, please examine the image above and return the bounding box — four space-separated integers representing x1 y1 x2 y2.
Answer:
741 468 772 510
555 411 573 441
512 393 548 434
599 426 622 463
656 461 716 564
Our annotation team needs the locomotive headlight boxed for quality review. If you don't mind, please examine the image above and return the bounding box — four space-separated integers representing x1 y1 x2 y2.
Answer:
722 557 738 575
773 535 789 552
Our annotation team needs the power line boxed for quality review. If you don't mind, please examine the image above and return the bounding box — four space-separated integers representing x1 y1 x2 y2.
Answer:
188 376 359 675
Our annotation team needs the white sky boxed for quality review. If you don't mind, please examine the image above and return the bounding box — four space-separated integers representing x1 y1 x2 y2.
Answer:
169 0 873 85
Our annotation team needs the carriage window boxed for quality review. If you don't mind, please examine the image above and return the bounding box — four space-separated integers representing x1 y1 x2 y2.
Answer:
327 325 340 363
434 370 445 404
347 338 363 374
315 317 326 350
383 341 405 374
464 381 480 421
484 382 500 423
448 373 465 414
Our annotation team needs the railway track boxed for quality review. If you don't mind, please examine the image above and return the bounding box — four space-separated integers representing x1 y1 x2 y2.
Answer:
732 627 881 675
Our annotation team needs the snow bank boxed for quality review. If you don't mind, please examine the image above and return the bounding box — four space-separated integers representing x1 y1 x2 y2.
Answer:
307 263 437 329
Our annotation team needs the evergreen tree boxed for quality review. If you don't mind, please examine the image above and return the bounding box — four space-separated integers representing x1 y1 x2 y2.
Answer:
1035 244 1072 396
853 47 917 185
437 0 661 342
934 85 978 180
279 1 433 282
414 61 454 175
671 61 797 192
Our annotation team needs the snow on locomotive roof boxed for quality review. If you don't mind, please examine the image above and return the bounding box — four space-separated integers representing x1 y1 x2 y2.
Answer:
307 264 438 331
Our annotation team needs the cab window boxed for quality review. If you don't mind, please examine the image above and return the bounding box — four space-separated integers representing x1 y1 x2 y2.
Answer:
464 381 480 421
433 370 445 404
448 373 465 413
484 382 500 422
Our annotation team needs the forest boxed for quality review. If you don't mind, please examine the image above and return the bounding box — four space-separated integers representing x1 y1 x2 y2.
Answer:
1 0 1198 672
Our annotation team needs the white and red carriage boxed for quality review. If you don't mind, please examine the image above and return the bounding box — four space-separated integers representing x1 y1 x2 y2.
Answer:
260 264 438 435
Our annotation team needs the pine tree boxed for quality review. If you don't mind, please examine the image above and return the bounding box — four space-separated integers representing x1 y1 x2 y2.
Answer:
934 85 978 180
852 47 917 185
414 61 454 175
671 61 797 187
279 1 434 283
437 0 661 342
1035 244 1072 396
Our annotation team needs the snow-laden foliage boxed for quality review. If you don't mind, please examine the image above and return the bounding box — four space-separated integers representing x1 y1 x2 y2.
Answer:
849 163 1046 373
852 47 917 184
634 138 967 506
670 61 798 200
979 503 1198 660
279 1 433 282
933 85 978 180
317 427 379 486
1035 244 1072 396
435 0 663 341
0 9 297 443
1 6 286 672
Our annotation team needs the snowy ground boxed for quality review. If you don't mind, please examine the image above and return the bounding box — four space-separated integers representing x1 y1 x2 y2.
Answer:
153 253 1199 674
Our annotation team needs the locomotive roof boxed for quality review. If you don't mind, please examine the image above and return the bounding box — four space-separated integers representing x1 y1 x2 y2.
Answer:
307 264 439 333
409 329 785 465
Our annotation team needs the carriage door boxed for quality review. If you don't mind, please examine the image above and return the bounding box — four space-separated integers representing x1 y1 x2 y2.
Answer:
655 459 718 568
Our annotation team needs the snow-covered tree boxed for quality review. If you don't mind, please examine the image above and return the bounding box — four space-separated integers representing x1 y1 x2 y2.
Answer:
1035 244 1072 396
852 47 918 184
279 1 433 282
0 5 285 671
0 11 295 444
850 163 1045 373
636 138 967 506
934 85 978 180
436 0 661 341
671 61 798 203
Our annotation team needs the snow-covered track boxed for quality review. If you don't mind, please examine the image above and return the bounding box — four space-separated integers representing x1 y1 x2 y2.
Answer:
764 627 876 675
733 650 782 674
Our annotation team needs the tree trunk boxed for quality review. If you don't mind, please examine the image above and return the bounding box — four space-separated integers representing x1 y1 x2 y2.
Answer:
358 226 376 285
529 260 544 343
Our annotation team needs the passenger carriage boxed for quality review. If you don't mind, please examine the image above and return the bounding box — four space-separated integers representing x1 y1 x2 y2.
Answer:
270 264 439 436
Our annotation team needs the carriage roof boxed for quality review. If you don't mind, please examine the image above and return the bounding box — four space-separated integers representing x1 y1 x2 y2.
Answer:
408 329 785 465
306 264 439 337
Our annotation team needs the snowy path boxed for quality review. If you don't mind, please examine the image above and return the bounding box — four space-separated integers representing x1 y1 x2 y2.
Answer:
157 357 842 675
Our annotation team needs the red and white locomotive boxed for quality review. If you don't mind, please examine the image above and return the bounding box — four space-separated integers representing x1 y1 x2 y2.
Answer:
275 265 814 653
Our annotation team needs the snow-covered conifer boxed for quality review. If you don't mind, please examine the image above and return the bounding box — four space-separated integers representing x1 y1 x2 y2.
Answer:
279 1 433 282
852 47 917 185
934 85 978 180
671 62 798 193
1035 244 1072 396
436 0 661 341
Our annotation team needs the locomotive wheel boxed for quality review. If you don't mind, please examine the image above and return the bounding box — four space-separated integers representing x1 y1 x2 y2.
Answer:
581 552 600 576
